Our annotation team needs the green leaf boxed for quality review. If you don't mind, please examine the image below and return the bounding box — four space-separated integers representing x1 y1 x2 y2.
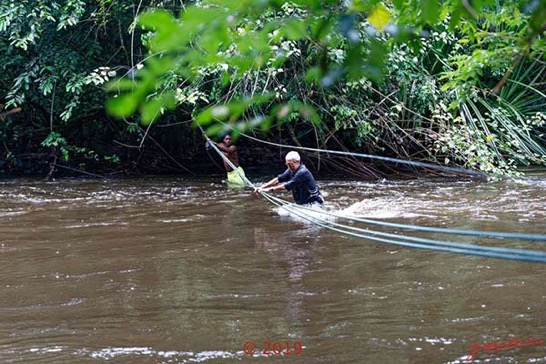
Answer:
363 40 387 83
138 10 178 32
348 0 371 13
296 104 320 125
106 94 139 118
312 17 334 41
140 91 176 125
392 0 405 9
449 7 463 30
204 122 228 137
147 56 175 76
283 19 308 40
195 106 224 126
139 10 187 52
305 67 322 84
180 7 225 32
368 4 390 30
345 45 365 81
290 0 322 10
105 78 137 93
273 102 320 125
420 0 439 24
42 132 67 148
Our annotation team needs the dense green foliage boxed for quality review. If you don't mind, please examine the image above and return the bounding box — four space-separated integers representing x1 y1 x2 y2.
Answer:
1 0 545 178
0 1 194 176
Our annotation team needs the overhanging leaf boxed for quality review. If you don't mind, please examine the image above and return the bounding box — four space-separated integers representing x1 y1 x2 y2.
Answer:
420 0 440 24
368 4 390 30
140 91 176 125
138 10 178 32
104 78 137 93
283 19 308 40
106 94 138 118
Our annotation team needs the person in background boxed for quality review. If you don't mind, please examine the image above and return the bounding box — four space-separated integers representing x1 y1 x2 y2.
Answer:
210 134 246 185
254 151 324 205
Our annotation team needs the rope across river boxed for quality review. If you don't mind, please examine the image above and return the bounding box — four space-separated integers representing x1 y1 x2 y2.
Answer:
200 128 546 263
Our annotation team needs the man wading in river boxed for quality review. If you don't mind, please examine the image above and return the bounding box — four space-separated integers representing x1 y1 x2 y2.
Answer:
210 134 246 185
254 151 324 206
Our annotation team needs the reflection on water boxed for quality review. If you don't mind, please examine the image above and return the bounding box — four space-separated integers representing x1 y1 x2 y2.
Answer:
0 177 544 363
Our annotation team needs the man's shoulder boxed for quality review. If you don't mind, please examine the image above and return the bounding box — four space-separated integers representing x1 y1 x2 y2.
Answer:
293 164 313 179
295 163 311 174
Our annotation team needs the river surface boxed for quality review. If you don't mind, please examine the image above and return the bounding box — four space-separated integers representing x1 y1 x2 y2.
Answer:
0 176 544 363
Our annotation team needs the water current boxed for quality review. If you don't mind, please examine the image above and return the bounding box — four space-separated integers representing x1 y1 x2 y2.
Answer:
0 176 544 363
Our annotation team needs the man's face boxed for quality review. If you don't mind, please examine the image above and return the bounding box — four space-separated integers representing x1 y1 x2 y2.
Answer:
223 135 232 146
285 159 299 172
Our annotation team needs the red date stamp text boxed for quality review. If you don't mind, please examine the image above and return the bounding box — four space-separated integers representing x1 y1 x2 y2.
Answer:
243 341 303 356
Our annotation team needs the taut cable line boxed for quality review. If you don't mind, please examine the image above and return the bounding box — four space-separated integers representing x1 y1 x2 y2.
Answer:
263 194 546 263
198 124 546 263
216 121 487 178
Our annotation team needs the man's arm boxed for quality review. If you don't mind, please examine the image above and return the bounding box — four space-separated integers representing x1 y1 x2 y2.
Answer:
260 181 287 193
214 142 236 154
254 177 286 193
259 177 279 189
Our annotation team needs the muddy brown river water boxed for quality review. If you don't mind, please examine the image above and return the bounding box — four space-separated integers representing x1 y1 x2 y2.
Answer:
0 176 544 363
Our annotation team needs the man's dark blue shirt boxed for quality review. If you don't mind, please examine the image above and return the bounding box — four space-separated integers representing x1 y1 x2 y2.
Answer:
277 163 324 205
